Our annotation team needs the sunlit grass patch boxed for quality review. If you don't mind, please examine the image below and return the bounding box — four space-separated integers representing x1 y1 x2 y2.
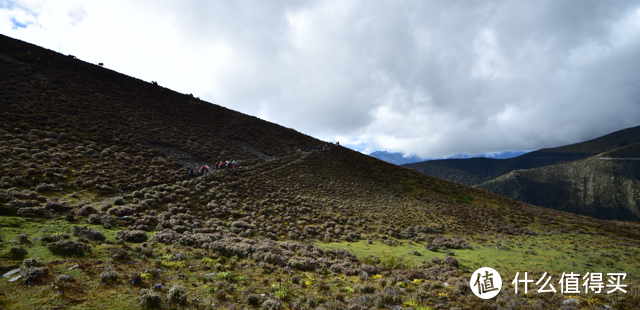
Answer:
316 232 640 280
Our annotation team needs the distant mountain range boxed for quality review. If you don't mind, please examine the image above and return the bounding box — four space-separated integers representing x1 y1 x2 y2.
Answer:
368 150 527 165
402 125 640 221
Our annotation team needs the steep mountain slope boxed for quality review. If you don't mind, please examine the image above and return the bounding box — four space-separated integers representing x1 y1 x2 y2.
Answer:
1 34 640 309
478 142 640 221
402 125 640 186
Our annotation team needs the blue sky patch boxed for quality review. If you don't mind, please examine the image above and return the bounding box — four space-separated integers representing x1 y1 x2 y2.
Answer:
0 1 17 10
10 16 28 29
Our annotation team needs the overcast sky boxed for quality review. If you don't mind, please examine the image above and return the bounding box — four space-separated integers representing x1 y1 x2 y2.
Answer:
2 0 640 158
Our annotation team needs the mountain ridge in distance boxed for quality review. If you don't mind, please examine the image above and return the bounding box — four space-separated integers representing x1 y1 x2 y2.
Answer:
404 125 640 221
477 139 640 221
402 125 640 186
369 150 527 166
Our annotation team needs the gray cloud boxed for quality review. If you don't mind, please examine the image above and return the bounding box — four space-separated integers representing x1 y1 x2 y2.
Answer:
5 0 640 158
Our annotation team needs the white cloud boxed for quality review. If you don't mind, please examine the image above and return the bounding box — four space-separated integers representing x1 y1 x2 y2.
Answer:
2 0 640 158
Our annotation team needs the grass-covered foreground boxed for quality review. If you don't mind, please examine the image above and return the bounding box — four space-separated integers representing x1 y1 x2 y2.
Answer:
2 215 639 310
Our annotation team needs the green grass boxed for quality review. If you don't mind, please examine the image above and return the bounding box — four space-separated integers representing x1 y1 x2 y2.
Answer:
0 215 139 263
316 233 640 282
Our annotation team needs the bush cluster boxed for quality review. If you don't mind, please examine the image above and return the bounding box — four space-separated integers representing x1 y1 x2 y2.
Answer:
115 230 148 243
47 240 90 256
73 226 106 241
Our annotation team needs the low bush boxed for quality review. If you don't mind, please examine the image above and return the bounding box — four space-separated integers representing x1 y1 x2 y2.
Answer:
115 230 148 243
47 240 90 256
21 267 48 284
9 246 28 259
261 299 282 310
167 286 187 304
139 288 162 308
23 258 43 268
73 226 106 241
444 256 458 268
99 270 119 284
246 293 261 306
17 207 46 218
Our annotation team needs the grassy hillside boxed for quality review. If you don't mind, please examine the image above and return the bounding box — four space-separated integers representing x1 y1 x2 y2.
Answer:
1 34 640 309
402 125 640 186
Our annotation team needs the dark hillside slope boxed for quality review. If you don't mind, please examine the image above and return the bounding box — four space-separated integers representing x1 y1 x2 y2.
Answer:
402 125 640 185
1 34 640 309
0 34 321 165
478 142 640 221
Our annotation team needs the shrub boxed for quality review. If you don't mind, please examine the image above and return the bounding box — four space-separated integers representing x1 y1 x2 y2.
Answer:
107 206 133 217
217 271 234 281
77 205 96 216
55 274 74 284
45 200 68 212
101 216 116 229
17 206 46 218
430 257 443 265
18 233 29 244
274 287 291 301
9 246 28 259
40 234 59 243
73 226 106 241
99 270 119 283
246 293 261 306
47 240 90 256
87 214 101 224
21 267 47 283
261 299 282 310
444 256 458 268
23 258 43 268
431 235 470 249
115 230 148 243
139 289 162 308
111 247 131 261
167 286 188 304
354 284 376 294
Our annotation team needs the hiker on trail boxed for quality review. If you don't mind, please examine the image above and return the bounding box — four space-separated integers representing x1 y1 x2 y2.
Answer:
297 148 301 154
336 141 340 146
215 162 219 171
232 160 236 169
200 165 205 176
307 146 310 151
321 145 324 150
188 167 194 179
205 164 209 174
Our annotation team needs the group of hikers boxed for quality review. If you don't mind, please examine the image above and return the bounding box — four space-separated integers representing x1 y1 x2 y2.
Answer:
187 143 337 177
188 160 236 179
